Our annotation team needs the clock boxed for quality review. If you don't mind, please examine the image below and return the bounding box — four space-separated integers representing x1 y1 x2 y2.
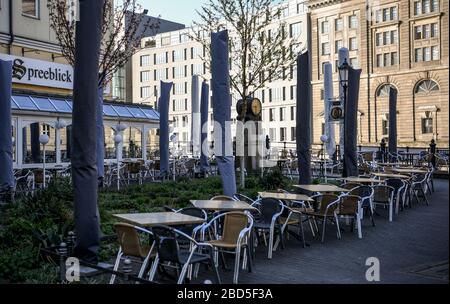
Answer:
330 106 344 120
249 98 262 116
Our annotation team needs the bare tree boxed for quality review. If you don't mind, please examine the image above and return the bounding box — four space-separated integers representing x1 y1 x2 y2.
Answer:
48 0 159 87
192 0 303 187
192 0 301 102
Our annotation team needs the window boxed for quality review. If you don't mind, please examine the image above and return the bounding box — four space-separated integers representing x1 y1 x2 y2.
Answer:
376 33 382 46
424 47 431 61
290 85 296 100
349 15 358 28
269 109 275 121
335 18 343 31
376 84 392 97
172 50 184 62
335 40 343 53
431 46 439 60
382 114 389 136
415 80 439 94
290 22 302 38
22 0 39 18
140 71 151 82
321 42 330 55
350 57 359 68
280 128 287 142
384 53 391 67
383 32 391 45
321 21 329 34
291 106 295 120
291 127 296 141
415 48 423 62
155 53 167 64
391 30 398 44
140 86 151 98
431 23 439 37
391 52 398 65
414 0 439 15
269 128 277 141
377 54 383 67
349 37 358 50
279 107 286 121
140 55 151 67
421 112 433 134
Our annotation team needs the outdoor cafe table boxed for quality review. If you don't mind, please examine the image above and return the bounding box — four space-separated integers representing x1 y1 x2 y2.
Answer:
112 212 205 227
372 172 410 179
258 192 314 202
190 200 257 212
338 177 384 184
293 184 349 193
393 168 429 174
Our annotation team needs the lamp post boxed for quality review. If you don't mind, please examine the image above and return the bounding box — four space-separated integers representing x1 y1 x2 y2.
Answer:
338 58 350 176
114 134 123 191
39 134 50 188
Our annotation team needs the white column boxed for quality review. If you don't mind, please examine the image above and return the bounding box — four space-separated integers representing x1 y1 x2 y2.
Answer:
142 126 147 161
55 125 61 165
338 47 349 160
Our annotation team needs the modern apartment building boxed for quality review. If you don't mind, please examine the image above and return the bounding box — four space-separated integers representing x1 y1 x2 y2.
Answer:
132 0 310 152
309 0 449 147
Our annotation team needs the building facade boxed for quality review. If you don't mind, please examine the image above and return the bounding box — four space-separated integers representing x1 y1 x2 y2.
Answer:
0 0 160 169
309 0 449 147
132 0 309 153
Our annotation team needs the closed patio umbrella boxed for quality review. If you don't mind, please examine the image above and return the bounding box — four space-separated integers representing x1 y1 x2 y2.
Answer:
96 86 104 186
389 87 398 157
159 81 173 178
200 80 210 173
210 30 236 196
296 51 312 185
71 0 104 263
343 67 361 178
0 59 14 193
191 75 201 157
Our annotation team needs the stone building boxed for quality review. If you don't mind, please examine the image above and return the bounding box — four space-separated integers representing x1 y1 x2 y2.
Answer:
309 0 449 147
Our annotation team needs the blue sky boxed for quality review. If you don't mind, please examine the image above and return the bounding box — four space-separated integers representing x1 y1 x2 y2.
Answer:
138 0 208 26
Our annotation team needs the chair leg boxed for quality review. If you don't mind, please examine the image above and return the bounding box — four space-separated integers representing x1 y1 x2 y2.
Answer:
268 228 274 259
148 256 159 281
334 215 342 239
233 247 241 284
389 201 393 222
109 250 123 284
357 215 362 239
321 218 327 243
177 262 190 284
210 256 221 284
308 218 316 237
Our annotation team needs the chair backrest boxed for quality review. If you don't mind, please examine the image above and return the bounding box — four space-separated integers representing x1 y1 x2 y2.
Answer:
372 185 393 203
127 162 141 174
221 213 250 244
211 195 235 201
385 178 404 194
258 198 283 224
313 194 339 214
349 185 373 200
413 173 427 183
115 223 146 257
178 207 207 220
341 182 362 190
151 225 181 264
33 169 44 184
339 195 360 215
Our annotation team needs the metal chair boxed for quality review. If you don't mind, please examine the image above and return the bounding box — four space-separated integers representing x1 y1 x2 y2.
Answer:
251 198 284 259
303 194 341 243
110 223 156 284
349 186 375 226
148 225 221 284
337 195 363 239
385 178 406 214
201 212 254 284
372 185 395 222
411 174 429 206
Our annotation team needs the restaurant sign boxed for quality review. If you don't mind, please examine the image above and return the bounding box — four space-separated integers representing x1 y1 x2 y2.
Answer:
0 54 73 90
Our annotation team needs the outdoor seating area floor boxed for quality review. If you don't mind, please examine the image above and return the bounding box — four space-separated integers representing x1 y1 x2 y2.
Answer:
101 179 448 284
187 179 448 284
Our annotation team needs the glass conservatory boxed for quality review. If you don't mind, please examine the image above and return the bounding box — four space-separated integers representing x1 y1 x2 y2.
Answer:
11 94 160 170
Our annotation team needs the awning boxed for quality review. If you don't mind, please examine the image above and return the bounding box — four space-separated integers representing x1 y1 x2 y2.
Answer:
11 95 160 121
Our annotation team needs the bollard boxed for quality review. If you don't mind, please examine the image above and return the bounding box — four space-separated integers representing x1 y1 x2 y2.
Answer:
66 231 76 257
122 258 132 282
59 242 68 283
380 139 387 162
430 139 437 168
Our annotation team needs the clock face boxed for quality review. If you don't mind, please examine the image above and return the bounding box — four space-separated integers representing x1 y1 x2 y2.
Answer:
331 107 343 120
251 98 262 115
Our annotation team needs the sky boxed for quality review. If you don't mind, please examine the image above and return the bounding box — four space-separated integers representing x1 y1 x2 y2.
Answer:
138 0 209 26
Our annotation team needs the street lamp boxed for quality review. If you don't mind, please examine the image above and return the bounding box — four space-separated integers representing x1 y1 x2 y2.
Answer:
39 134 50 188
114 133 123 191
338 58 350 174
